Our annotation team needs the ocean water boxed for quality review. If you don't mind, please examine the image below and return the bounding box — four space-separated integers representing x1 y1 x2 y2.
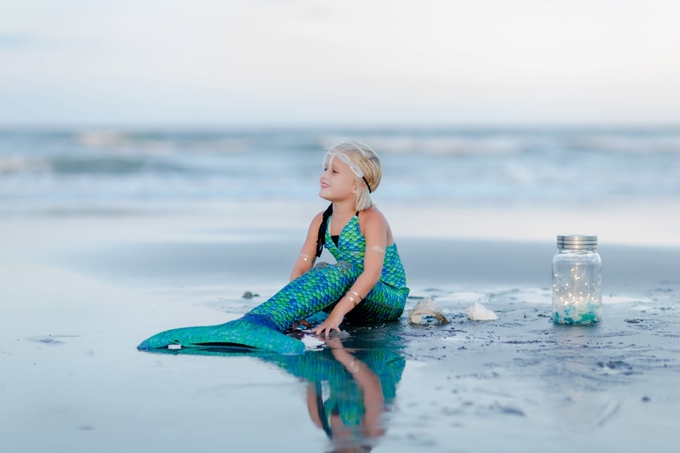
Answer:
1 127 680 215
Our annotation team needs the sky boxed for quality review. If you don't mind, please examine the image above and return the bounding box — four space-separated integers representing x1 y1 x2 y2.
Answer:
1 0 679 127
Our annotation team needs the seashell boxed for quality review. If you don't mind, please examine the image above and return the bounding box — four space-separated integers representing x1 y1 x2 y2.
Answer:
466 300 499 321
408 297 450 325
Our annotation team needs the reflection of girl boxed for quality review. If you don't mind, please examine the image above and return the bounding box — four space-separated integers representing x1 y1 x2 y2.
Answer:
306 338 388 452
138 140 409 354
141 338 406 452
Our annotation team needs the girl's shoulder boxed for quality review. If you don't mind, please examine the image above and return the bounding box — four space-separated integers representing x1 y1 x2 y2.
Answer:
357 206 388 231
305 210 326 236
311 210 325 224
358 206 385 221
359 207 395 245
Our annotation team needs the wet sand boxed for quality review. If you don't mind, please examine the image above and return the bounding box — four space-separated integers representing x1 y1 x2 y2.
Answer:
1 208 679 452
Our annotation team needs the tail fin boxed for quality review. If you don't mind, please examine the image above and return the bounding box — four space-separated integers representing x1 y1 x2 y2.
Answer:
137 318 306 354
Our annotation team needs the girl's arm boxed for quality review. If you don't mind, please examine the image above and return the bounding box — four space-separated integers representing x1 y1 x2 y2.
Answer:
305 383 324 429
313 208 387 337
327 343 385 438
290 212 324 281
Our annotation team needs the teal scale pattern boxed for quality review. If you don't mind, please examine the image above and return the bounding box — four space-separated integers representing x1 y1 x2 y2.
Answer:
322 215 409 323
138 214 409 354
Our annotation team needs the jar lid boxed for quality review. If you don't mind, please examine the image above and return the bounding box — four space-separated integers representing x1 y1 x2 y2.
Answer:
557 235 597 250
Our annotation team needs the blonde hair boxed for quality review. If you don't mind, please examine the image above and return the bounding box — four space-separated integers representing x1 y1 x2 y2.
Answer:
323 139 382 211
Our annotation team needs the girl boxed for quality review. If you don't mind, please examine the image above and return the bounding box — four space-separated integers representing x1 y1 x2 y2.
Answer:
138 140 409 354
296 140 409 338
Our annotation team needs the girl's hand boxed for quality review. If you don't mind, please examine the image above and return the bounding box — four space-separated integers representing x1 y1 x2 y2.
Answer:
313 310 345 338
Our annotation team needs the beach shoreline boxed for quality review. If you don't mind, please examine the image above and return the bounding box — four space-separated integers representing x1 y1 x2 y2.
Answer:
1 208 679 452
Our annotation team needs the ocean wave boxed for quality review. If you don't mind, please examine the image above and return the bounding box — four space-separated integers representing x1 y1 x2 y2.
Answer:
2 127 680 214
564 132 680 154
4 128 680 157
48 156 193 175
0 156 46 173
334 131 680 156
0 154 196 175
74 131 253 154
319 134 534 156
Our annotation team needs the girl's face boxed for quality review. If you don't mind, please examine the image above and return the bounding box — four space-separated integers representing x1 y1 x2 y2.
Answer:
319 156 357 203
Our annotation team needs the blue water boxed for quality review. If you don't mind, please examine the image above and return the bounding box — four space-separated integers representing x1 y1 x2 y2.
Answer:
1 127 680 214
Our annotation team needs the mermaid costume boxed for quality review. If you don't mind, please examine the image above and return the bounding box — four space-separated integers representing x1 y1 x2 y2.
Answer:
137 206 409 354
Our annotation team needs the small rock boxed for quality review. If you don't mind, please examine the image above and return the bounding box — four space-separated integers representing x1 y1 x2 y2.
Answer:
242 291 253 299
499 406 525 416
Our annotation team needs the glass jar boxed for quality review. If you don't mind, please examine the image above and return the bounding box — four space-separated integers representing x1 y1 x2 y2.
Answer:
552 235 602 324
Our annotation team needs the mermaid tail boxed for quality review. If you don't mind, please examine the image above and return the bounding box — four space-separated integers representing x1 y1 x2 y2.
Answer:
137 262 361 354
136 315 308 354
249 262 360 331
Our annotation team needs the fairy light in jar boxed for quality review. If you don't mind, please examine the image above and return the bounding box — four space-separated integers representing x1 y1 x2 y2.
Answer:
552 235 603 325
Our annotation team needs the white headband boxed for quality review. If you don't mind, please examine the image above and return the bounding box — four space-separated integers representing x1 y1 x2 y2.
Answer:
329 152 372 193
335 153 364 177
